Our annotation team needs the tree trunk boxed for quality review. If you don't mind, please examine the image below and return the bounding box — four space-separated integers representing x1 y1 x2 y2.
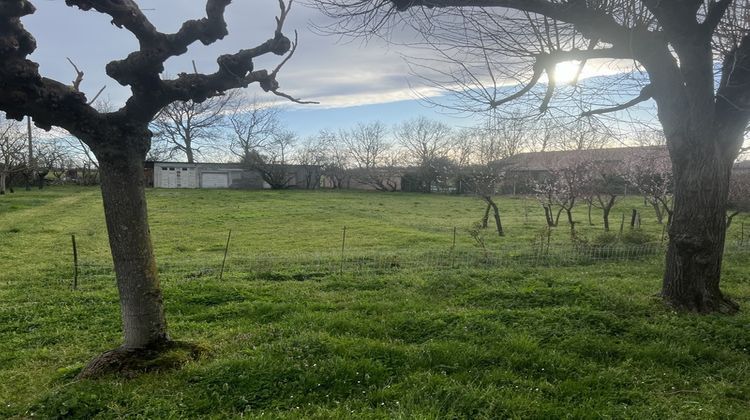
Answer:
726 211 739 230
481 202 490 228
587 201 593 225
489 199 504 236
603 207 611 231
661 151 738 313
651 200 664 224
0 172 6 195
97 151 170 349
543 205 554 227
555 206 564 227
565 208 575 233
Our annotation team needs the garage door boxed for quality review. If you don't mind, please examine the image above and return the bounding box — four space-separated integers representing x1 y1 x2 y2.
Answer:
201 172 229 188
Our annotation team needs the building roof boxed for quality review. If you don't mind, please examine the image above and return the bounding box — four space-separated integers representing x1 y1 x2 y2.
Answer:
148 161 320 170
496 146 669 172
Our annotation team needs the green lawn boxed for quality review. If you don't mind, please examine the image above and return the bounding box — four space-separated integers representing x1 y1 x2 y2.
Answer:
0 187 748 418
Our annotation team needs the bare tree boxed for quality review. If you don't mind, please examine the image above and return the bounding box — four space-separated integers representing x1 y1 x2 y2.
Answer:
587 161 626 231
340 121 399 189
244 129 298 189
296 135 327 189
533 158 591 234
0 118 25 194
34 139 69 188
228 96 282 163
464 167 504 236
150 90 237 163
0 0 304 375
317 0 750 312
556 119 610 151
342 121 391 169
625 149 674 225
315 129 350 188
395 116 452 191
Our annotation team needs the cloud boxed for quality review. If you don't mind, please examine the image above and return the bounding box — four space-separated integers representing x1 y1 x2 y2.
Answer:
21 1 639 118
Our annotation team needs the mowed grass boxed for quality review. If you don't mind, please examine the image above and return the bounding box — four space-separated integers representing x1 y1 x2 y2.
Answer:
0 186 749 418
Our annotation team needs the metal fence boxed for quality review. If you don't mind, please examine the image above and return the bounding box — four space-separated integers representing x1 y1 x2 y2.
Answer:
69 240 750 283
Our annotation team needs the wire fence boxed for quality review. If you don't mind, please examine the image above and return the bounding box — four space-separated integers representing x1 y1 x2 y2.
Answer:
68 239 750 284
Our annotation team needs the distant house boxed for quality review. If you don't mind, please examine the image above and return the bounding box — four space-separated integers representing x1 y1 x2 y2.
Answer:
491 146 669 194
145 161 321 189
320 167 406 191
496 146 668 178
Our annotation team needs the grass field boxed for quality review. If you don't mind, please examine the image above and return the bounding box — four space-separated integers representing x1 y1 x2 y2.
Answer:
1 186 749 418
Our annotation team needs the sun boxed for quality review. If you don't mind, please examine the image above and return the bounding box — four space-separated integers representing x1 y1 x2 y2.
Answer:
554 61 582 85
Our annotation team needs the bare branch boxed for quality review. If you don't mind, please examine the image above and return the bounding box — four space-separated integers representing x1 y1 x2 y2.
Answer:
87 85 107 106
66 57 84 91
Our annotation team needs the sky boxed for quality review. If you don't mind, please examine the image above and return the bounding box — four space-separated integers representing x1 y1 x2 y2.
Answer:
21 0 483 139
24 0 745 160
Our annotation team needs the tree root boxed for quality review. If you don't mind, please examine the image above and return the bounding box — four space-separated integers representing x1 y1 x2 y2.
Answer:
77 340 208 380
661 291 740 315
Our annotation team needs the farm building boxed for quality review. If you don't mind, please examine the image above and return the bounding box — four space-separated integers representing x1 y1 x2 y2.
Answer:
495 146 669 179
145 161 321 189
490 145 669 194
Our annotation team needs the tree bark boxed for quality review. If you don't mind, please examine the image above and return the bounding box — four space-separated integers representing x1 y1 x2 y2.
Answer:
97 147 170 349
0 172 6 195
603 207 611 232
661 149 738 313
489 199 504 236
543 205 555 227
565 208 575 233
651 200 664 224
726 211 740 230
481 203 490 228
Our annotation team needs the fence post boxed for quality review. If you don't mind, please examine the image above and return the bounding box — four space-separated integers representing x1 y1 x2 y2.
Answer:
71 234 78 290
219 229 232 281
619 213 625 236
340 226 347 275
450 227 457 269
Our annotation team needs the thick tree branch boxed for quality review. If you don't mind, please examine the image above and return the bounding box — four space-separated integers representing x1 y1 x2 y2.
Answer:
1 0 308 147
581 84 654 117
702 0 734 34
716 33 750 155
390 0 636 45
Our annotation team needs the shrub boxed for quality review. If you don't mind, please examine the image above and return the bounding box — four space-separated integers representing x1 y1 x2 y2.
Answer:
620 230 655 245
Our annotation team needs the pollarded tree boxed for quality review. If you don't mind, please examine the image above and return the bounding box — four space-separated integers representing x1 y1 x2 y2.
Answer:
317 0 750 313
0 0 303 376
